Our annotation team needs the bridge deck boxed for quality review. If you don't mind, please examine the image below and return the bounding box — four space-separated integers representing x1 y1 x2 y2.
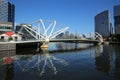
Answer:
50 39 99 44
0 39 99 44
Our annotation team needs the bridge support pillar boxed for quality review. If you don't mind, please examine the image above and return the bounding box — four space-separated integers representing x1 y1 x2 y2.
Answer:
40 39 49 48
41 42 49 48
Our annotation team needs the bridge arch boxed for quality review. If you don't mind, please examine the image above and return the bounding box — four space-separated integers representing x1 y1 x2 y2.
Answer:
94 32 103 44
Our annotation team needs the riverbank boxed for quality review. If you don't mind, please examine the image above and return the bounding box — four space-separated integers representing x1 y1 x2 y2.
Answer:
0 41 41 51
0 42 16 51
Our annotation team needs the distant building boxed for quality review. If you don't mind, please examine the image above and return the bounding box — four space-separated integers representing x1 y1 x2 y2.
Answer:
95 10 111 38
0 31 22 41
16 24 36 40
110 23 113 35
0 0 15 32
114 4 120 34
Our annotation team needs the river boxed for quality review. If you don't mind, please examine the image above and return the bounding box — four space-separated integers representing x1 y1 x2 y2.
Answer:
0 43 120 80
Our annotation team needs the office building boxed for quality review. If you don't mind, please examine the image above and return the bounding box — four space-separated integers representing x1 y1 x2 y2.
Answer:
114 4 120 34
0 0 15 34
95 10 111 38
110 23 113 35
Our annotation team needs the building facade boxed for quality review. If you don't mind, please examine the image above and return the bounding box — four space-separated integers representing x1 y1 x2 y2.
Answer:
0 22 12 34
0 32 22 41
110 23 113 35
95 10 111 38
0 0 15 33
114 4 120 34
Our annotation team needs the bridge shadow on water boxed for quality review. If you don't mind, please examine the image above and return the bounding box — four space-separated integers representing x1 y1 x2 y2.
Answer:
16 43 96 55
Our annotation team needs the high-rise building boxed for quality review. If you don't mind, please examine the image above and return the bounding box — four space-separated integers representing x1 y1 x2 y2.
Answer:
114 4 120 34
110 23 113 35
0 0 15 34
95 10 111 38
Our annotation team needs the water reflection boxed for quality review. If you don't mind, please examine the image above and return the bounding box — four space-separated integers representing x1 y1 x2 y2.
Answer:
41 49 69 76
5 63 14 80
0 50 15 80
113 45 120 80
1 43 120 80
94 45 103 57
95 45 111 73
56 42 94 50
0 50 16 65
14 48 69 77
0 63 14 80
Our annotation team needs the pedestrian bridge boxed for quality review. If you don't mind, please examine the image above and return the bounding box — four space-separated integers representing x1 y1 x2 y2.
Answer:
9 38 102 46
14 19 104 48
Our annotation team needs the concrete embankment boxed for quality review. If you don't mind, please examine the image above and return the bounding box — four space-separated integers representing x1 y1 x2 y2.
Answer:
0 42 16 51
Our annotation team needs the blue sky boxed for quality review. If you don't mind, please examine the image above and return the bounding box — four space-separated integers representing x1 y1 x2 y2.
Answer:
10 0 120 34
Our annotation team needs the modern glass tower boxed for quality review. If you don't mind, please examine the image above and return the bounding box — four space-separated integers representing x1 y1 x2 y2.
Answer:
0 0 15 33
95 10 111 38
0 0 8 22
114 4 120 34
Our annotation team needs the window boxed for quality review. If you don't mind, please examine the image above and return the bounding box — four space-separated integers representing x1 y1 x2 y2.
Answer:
1 36 4 40
15 37 18 41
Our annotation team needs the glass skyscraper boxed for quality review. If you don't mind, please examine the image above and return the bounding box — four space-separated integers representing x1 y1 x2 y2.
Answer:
114 4 120 34
0 0 15 34
0 0 15 22
95 10 111 38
